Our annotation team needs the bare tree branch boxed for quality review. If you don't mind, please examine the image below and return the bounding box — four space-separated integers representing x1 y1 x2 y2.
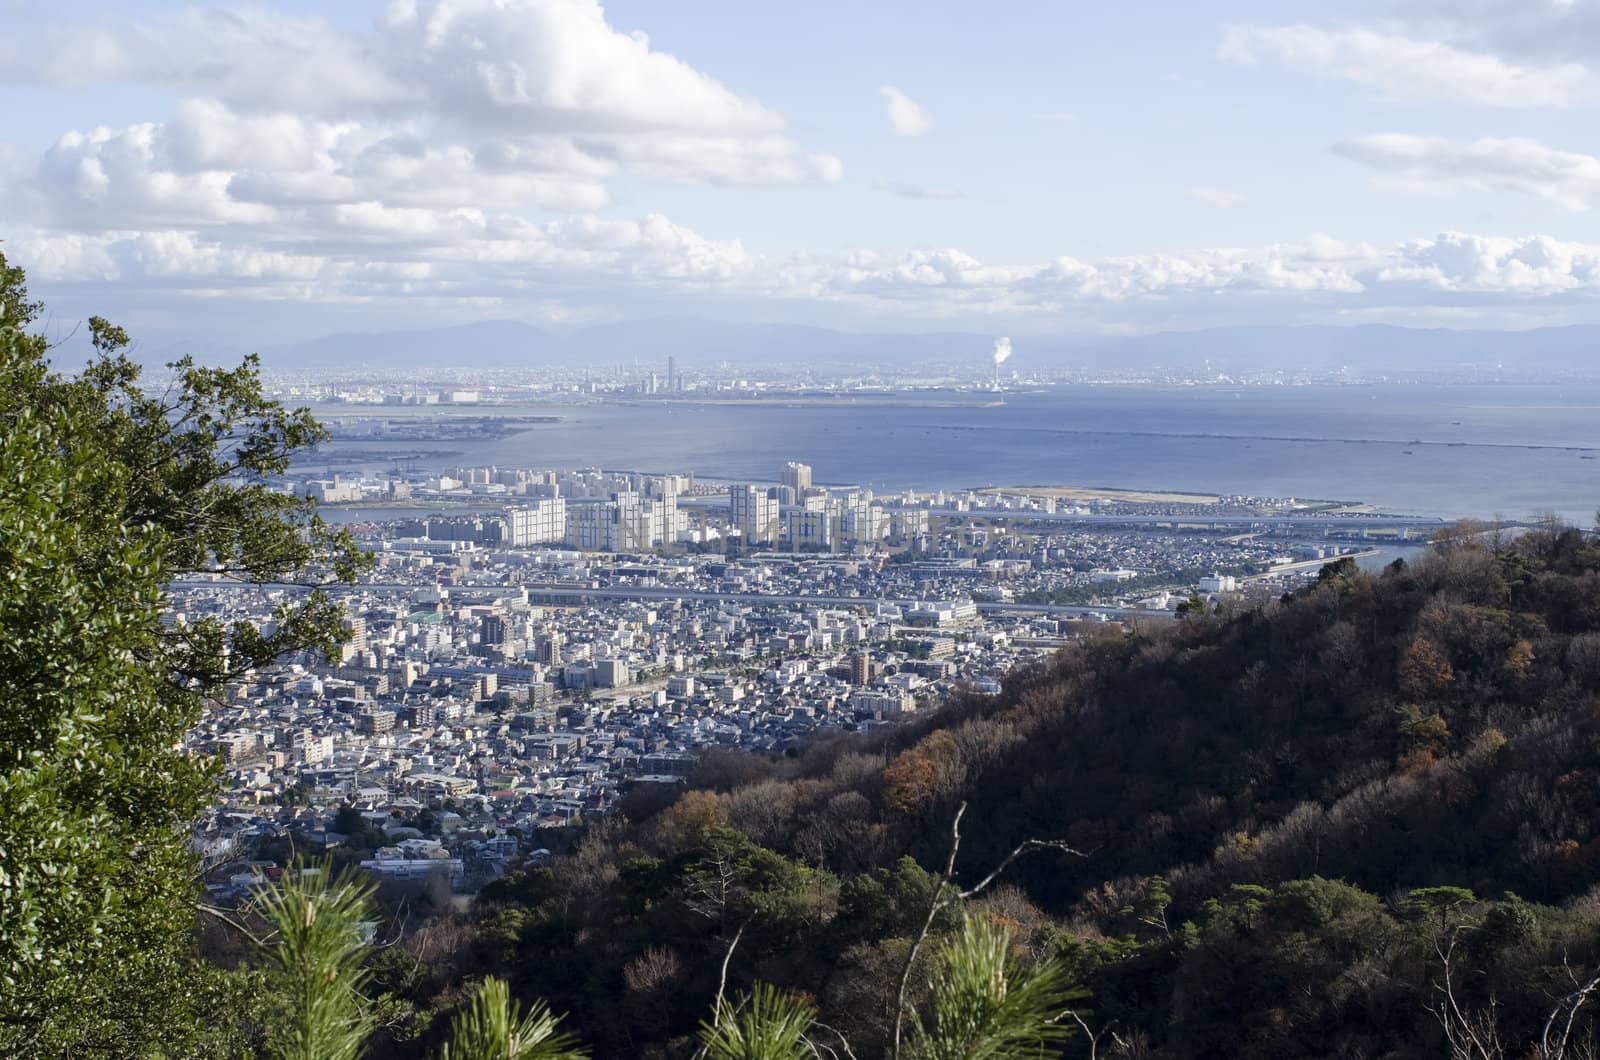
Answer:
810 1020 860 1060
1428 928 1506 1060
1541 953 1600 1060
713 921 747 1022
1066 1010 1111 1060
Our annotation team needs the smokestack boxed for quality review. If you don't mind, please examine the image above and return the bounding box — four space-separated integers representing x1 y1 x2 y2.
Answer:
991 336 1012 390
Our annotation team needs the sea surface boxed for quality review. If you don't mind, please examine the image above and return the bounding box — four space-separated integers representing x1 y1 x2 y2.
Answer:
296 384 1600 522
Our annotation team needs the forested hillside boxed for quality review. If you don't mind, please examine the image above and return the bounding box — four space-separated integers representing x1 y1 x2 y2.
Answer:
367 525 1600 1058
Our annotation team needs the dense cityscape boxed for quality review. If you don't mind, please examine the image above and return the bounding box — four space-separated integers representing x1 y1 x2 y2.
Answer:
183 450 1434 902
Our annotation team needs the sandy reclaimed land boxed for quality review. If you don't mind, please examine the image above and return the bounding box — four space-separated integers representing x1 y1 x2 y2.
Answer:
975 485 1222 505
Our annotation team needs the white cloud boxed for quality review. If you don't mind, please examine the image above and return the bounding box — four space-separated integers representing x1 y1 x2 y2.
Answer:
0 0 843 306
580 135 842 186
1400 0 1600 67
781 232 1600 314
880 86 933 136
1335 133 1600 210
873 179 964 200
22 223 1600 328
1219 23 1593 106
38 122 279 229
1186 187 1248 209
3 205 755 306
20 105 619 234
0 1 839 196
376 0 786 136
118 230 329 282
1 2 784 134
7 5 1600 329
330 202 490 242
1376 232 1600 293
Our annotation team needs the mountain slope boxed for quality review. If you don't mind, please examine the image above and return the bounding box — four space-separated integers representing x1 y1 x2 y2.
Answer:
263 319 559 369
356 525 1600 1059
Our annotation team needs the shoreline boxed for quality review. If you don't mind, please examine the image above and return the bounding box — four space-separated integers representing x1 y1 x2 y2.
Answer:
972 484 1224 505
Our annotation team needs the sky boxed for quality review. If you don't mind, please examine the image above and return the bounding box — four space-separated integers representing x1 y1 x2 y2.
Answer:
6 0 1600 348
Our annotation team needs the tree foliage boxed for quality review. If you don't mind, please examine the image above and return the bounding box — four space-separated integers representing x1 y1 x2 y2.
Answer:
437 976 587 1060
904 914 1081 1060
256 863 380 1060
0 249 365 1054
698 982 822 1060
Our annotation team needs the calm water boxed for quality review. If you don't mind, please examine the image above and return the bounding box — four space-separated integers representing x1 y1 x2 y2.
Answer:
297 384 1600 522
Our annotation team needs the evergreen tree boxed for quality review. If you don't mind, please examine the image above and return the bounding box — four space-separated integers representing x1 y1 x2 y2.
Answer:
905 914 1081 1060
438 977 587 1060
256 863 380 1060
0 250 366 1054
698 981 824 1060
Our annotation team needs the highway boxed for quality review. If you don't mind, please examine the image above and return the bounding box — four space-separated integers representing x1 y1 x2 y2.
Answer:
675 496 1448 533
167 579 1162 621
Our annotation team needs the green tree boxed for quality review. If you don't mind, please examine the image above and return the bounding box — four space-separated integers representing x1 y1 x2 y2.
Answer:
905 914 1082 1060
0 250 366 1054
255 863 379 1060
698 981 823 1060
438 977 587 1060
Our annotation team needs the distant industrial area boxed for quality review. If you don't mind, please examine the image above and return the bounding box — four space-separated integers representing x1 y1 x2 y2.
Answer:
193 316 1600 387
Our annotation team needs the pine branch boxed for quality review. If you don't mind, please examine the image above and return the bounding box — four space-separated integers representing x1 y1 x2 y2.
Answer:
891 801 1086 1060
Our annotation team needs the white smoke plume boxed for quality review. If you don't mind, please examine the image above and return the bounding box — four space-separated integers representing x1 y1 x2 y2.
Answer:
992 336 1012 366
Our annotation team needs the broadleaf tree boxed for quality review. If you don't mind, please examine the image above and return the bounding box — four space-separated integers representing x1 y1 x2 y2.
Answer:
0 248 369 1055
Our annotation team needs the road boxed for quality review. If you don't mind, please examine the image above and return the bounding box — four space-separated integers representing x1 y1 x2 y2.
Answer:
675 496 1448 533
167 579 1161 621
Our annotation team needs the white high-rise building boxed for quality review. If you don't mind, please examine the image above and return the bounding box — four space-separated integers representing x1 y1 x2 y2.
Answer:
503 498 567 545
784 508 834 549
890 509 930 541
842 502 888 544
564 492 678 551
565 501 611 551
781 461 812 495
729 484 780 544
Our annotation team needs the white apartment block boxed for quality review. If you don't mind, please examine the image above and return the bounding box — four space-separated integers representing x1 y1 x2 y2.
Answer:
293 730 334 765
504 498 567 545
890 509 930 539
729 485 780 543
842 503 888 544
565 493 679 551
784 507 834 549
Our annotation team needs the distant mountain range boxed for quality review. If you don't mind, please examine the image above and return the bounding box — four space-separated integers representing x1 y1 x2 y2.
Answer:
215 318 1600 374
257 318 989 371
